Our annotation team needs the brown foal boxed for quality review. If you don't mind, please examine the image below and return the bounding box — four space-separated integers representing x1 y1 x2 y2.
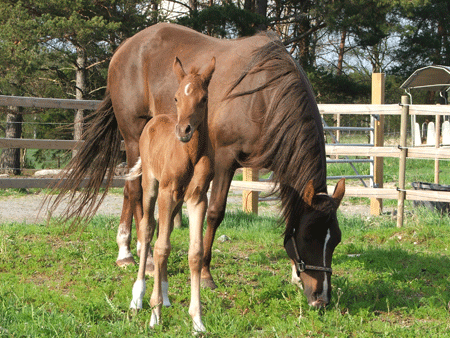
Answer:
127 56 215 333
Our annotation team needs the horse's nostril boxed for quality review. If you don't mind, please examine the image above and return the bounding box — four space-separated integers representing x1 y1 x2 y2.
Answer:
185 125 192 135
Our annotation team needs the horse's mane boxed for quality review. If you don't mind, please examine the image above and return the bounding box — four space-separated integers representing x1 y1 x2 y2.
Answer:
226 38 327 235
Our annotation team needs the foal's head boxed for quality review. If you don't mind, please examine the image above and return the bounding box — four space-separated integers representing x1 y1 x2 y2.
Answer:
173 57 216 143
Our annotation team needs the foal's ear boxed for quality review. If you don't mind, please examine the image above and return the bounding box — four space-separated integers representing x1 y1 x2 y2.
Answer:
303 179 315 206
201 57 216 86
332 178 345 207
173 57 186 82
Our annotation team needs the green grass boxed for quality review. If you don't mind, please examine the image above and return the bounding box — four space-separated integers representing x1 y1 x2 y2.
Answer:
1 209 450 337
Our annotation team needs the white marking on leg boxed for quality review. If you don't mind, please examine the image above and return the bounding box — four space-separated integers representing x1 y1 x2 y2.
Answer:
150 310 159 328
130 279 146 309
136 240 142 256
192 315 206 333
184 83 192 96
117 223 133 261
162 281 171 307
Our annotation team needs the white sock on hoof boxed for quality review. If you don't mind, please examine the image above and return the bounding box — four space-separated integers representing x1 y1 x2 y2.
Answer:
130 279 146 309
162 281 171 307
192 315 206 334
150 310 159 328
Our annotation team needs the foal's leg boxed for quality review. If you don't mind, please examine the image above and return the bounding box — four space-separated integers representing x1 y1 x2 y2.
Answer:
129 174 158 310
116 141 155 274
186 193 207 333
150 188 175 328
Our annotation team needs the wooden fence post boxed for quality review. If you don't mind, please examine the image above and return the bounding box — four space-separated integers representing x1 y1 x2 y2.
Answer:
370 73 385 215
242 168 259 214
397 95 409 227
435 114 441 184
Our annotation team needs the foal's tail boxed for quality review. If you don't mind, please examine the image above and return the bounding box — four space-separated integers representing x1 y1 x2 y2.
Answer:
126 157 142 181
43 91 123 223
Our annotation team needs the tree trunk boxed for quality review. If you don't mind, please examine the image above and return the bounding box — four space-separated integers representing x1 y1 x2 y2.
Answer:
255 0 267 31
74 46 86 157
189 0 197 13
0 108 23 175
244 0 254 12
151 0 159 23
337 29 347 76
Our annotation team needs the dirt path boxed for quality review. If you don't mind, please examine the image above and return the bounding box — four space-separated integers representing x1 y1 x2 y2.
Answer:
1 189 376 224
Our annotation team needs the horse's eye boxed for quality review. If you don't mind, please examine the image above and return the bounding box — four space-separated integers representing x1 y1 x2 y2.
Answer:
174 97 178 102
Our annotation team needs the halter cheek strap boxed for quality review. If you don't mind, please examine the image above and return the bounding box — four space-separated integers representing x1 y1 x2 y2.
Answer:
285 235 333 276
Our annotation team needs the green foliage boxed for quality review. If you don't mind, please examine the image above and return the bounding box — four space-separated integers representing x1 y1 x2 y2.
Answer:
0 0 152 169
1 209 450 336
327 0 395 47
309 67 371 104
393 0 450 77
176 3 267 38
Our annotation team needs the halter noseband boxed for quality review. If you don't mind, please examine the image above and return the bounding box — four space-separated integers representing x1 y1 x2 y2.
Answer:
285 234 333 275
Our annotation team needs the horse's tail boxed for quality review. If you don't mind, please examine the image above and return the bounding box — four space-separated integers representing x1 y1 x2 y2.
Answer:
43 90 123 223
126 157 142 181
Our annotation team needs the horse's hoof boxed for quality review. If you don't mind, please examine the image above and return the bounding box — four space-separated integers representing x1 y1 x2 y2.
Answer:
201 278 217 290
116 256 136 267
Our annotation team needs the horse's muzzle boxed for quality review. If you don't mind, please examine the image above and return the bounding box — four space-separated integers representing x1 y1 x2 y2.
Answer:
308 291 330 308
175 124 193 143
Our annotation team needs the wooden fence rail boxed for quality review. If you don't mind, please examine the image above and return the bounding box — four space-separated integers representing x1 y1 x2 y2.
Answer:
2 95 450 225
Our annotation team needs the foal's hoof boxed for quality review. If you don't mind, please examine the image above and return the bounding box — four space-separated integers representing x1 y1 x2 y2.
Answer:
116 256 136 267
201 278 217 290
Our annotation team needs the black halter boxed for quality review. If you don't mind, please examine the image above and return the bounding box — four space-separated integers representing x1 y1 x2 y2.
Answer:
284 234 333 276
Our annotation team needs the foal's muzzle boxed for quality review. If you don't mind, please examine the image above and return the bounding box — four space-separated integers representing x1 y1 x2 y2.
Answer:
175 124 193 143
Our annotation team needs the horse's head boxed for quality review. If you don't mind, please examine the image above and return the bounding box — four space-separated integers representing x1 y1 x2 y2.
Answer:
172 56 216 143
284 178 345 308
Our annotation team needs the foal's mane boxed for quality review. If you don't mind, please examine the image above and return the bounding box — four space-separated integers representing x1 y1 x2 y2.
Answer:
188 66 201 75
226 37 328 235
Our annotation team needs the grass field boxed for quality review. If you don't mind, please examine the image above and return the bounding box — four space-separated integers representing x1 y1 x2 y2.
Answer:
1 207 449 337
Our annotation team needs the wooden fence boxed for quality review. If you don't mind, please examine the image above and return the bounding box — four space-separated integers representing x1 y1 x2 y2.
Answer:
1 93 450 226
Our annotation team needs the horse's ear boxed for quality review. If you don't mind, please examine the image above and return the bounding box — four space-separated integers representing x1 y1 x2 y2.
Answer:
303 179 315 206
173 57 186 82
332 178 345 207
201 57 216 86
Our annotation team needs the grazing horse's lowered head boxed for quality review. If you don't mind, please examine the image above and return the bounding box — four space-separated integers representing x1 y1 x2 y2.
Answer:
284 179 345 307
173 56 215 143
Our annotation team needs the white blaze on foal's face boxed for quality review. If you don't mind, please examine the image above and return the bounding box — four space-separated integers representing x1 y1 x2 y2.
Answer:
184 83 192 96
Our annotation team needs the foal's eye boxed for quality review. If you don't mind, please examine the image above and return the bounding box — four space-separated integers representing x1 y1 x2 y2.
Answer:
174 97 178 103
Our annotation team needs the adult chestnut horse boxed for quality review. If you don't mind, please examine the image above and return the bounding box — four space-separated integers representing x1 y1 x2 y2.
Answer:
49 23 345 307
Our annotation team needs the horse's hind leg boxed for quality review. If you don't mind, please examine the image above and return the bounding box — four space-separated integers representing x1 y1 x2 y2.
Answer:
150 188 175 328
129 174 158 311
116 182 136 266
186 194 207 333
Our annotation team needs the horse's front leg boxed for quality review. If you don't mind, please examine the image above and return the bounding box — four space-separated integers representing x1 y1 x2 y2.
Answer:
150 188 174 328
186 194 207 333
201 166 235 289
